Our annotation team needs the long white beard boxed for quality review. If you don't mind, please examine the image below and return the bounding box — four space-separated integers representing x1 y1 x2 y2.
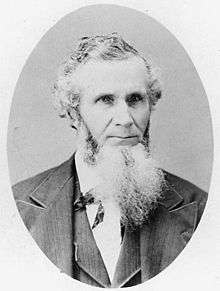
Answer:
77 124 165 228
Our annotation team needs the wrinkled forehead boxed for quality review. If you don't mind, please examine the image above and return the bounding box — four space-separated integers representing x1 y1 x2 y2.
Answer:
71 56 149 96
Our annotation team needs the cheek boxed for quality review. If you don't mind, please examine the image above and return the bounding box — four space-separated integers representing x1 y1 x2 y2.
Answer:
133 108 150 133
81 108 110 138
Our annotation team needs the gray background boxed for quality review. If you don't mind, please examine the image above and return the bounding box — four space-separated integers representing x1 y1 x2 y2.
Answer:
7 4 213 191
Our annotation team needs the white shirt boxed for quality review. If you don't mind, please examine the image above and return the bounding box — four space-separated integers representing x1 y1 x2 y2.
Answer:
75 151 122 282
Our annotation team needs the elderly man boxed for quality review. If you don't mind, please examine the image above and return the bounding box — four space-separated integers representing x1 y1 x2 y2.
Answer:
13 33 207 288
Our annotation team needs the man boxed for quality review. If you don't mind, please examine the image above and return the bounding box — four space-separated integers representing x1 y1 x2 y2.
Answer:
12 33 207 288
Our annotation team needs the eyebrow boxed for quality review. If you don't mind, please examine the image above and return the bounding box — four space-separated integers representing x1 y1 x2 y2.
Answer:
95 93 115 98
94 89 147 98
127 91 147 96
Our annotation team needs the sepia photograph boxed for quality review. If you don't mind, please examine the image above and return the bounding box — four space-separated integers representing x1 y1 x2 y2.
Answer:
1 1 219 291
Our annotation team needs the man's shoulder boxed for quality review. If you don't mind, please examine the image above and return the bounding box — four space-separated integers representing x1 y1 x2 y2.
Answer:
163 170 208 225
12 155 75 202
164 170 208 204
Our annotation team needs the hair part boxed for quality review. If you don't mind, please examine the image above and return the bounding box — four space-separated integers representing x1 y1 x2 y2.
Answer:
52 32 162 129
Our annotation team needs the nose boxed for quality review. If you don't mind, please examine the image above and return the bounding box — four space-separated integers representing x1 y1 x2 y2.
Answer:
114 101 133 128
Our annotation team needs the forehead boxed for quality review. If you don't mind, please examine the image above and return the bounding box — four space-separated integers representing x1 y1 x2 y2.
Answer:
72 57 149 96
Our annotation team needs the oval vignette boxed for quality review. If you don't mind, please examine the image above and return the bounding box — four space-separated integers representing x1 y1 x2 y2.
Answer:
7 4 213 289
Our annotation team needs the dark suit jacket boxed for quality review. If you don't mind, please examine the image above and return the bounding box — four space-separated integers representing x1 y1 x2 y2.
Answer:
12 154 207 288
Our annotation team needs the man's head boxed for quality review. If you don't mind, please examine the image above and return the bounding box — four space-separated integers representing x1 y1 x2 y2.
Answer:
53 32 161 134
53 33 164 228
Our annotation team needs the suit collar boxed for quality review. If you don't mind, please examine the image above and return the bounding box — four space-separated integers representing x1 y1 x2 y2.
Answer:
28 155 75 208
158 172 184 210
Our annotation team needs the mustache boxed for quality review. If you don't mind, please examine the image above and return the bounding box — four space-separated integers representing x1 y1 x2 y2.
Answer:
86 132 149 152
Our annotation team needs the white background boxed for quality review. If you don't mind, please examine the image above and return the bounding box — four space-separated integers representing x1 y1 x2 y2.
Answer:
0 1 220 291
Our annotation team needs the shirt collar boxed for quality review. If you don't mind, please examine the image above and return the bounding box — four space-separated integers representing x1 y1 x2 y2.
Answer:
75 150 103 194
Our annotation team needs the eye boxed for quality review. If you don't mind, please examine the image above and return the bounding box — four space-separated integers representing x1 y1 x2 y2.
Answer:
96 94 115 105
126 93 144 106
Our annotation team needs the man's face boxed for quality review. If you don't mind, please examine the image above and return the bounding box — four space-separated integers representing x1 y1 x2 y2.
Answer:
74 56 151 147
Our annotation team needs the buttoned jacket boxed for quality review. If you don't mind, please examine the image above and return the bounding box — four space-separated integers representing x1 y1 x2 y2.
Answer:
12 154 207 288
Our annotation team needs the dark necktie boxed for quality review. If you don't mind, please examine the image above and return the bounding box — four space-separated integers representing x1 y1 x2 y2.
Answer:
74 191 105 229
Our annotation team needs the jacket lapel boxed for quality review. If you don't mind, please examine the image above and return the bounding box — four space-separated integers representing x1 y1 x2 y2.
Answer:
140 184 198 281
111 180 194 287
26 157 76 277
